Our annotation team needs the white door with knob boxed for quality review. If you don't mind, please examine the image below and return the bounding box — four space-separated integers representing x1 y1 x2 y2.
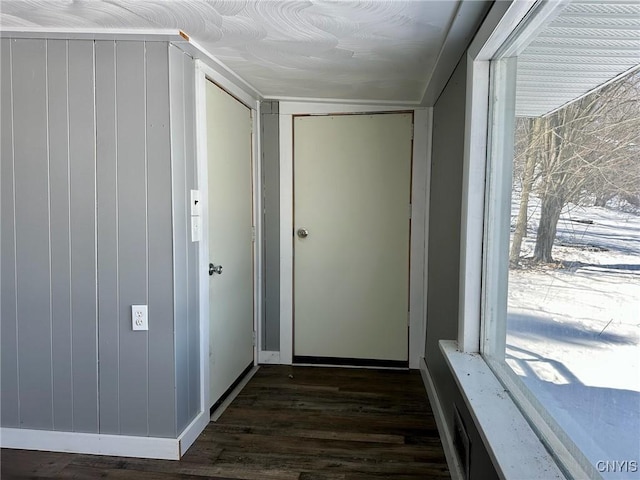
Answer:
207 80 254 408
293 113 413 363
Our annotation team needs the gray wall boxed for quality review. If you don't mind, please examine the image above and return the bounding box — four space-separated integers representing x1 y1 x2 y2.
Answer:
169 44 200 433
426 57 499 480
1 38 199 438
261 101 280 351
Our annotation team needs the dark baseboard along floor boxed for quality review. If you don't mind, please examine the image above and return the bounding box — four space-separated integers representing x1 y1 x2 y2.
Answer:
210 361 255 415
293 355 409 369
1 365 450 479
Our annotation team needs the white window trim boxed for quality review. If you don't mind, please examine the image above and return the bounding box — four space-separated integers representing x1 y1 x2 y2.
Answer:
481 55 517 358
456 1 610 479
459 0 571 352
440 340 565 480
458 0 539 354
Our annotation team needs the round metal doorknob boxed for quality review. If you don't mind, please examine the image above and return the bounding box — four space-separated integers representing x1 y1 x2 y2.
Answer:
297 228 309 239
209 263 223 275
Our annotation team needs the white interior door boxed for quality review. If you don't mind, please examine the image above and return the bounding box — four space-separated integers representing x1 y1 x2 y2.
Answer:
207 80 254 407
293 113 413 362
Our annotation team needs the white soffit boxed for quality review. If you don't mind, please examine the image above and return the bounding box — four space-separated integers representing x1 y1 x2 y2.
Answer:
516 1 640 117
0 0 486 103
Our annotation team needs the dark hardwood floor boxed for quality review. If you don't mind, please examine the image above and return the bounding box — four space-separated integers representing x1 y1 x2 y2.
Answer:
1 365 450 479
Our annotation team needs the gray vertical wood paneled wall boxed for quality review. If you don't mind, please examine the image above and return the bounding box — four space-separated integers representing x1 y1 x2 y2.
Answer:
0 38 200 438
169 44 200 433
260 101 280 351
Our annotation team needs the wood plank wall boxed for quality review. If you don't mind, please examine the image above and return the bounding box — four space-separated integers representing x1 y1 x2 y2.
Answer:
0 38 199 438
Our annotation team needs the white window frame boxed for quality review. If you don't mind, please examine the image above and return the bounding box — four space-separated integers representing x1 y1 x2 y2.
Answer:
460 1 611 478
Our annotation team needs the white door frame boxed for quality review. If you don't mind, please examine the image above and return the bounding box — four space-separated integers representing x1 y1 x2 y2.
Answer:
194 60 262 415
279 102 431 368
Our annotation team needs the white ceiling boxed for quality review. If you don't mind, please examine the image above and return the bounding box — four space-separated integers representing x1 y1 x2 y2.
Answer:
0 0 484 103
2 1 637 111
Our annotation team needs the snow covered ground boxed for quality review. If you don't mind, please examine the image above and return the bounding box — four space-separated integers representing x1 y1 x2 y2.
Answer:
506 199 640 479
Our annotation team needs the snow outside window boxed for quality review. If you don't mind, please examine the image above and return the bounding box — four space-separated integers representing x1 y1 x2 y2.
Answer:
481 2 640 479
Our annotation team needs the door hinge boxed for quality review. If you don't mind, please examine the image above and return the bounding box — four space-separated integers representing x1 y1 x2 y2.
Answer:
252 331 256 346
251 226 256 242
408 311 411 326
409 203 412 219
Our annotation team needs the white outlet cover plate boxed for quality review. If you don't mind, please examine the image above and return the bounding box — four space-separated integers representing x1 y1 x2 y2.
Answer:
191 217 201 242
131 305 148 331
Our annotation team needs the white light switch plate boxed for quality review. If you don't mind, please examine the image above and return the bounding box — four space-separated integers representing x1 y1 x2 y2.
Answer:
190 190 200 216
131 305 148 331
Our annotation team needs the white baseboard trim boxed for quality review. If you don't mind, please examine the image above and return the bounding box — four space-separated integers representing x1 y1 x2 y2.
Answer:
419 356 464 480
177 410 209 457
258 350 280 364
1 410 210 460
0 427 180 460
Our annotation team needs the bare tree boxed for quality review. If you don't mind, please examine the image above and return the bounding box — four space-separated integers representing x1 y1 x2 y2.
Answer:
510 117 542 266
509 70 640 265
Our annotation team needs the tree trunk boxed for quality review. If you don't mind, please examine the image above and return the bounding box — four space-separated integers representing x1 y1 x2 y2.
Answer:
509 120 540 267
534 192 563 263
594 195 611 207
534 113 565 264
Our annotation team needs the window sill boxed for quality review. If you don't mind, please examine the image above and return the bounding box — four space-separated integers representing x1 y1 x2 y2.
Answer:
439 339 566 480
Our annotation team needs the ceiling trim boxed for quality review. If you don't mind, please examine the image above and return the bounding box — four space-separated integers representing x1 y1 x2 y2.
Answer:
0 27 264 102
0 25 420 105
0 0 496 107
0 26 183 42
420 0 493 107
279 102 426 115
265 95 420 107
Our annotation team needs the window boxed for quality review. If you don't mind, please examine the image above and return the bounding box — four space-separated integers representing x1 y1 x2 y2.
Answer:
481 2 640 478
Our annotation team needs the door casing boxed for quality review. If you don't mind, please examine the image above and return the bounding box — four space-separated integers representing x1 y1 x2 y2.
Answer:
277 103 432 368
293 110 414 367
194 61 262 414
